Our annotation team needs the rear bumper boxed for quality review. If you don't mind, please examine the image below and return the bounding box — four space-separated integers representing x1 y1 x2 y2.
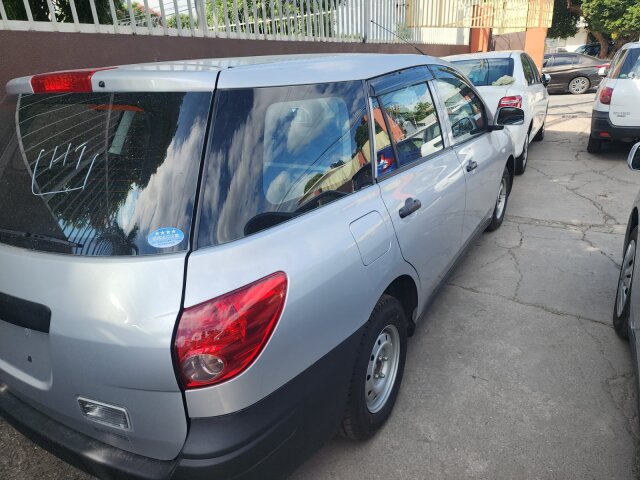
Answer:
0 325 362 480
590 110 640 141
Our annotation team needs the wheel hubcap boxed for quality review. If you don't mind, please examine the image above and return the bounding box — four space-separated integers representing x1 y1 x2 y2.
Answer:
365 325 400 413
617 240 636 317
570 77 588 93
495 177 507 219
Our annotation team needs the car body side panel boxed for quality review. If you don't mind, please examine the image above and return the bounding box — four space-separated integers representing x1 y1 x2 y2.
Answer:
376 149 466 301
184 186 419 418
0 244 188 460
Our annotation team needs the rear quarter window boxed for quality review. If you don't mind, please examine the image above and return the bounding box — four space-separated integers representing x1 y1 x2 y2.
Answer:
197 81 373 247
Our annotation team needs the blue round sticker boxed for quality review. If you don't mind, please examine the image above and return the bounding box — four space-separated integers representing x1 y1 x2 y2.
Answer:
147 227 185 249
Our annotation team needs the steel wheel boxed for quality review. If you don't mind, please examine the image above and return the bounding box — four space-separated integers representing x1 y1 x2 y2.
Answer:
617 239 636 318
365 325 401 414
568 76 589 94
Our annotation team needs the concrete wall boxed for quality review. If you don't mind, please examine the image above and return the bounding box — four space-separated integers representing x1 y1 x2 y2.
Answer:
0 31 470 96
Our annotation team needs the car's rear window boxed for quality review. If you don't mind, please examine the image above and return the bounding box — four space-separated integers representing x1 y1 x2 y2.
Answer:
0 91 212 256
450 58 515 87
197 81 372 247
616 48 640 79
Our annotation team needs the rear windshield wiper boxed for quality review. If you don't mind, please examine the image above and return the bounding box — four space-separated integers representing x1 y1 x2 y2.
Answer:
0 228 83 248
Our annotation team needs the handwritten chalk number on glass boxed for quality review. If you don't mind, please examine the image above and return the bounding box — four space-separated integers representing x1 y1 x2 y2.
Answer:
31 142 100 196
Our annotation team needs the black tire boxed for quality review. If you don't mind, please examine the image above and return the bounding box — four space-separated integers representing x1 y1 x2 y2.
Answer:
533 121 545 142
486 166 510 232
613 227 637 340
515 132 530 175
587 136 603 154
341 295 407 441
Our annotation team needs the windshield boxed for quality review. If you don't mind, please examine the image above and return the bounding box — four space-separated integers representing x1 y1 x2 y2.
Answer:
0 91 212 256
451 58 515 87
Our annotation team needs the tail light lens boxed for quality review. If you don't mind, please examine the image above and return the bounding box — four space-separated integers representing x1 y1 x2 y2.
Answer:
599 86 614 105
30 68 112 93
175 272 287 389
498 95 522 109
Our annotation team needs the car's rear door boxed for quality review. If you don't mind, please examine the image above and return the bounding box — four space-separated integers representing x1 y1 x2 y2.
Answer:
430 65 505 239
370 66 466 300
545 54 578 88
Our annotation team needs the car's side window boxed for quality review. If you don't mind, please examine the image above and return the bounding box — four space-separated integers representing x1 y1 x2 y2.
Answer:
197 81 375 247
553 56 573 67
526 55 541 83
431 66 488 146
543 56 553 68
371 97 397 177
374 82 443 177
521 54 535 85
609 50 627 78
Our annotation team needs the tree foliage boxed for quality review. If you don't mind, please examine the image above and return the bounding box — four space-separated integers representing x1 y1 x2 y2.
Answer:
548 0 580 39
550 0 639 57
4 0 122 23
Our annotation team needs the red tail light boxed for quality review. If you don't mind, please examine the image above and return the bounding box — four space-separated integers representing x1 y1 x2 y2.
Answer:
599 86 614 105
498 95 522 109
30 68 112 94
175 272 287 389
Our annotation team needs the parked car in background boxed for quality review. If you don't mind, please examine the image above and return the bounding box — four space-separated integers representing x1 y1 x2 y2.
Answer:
613 142 640 413
0 54 521 480
575 41 615 58
542 53 609 94
588 42 640 153
446 51 548 175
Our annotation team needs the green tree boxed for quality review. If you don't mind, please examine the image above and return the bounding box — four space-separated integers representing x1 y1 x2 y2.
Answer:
4 0 123 23
548 0 580 39
554 0 640 58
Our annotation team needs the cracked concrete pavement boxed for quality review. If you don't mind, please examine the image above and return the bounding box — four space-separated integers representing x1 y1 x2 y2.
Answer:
2 94 640 480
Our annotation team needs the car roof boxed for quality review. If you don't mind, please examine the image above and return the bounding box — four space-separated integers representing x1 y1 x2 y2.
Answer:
444 51 521 62
6 53 450 94
621 41 640 50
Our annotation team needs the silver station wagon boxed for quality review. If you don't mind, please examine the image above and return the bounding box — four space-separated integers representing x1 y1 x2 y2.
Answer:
0 54 521 479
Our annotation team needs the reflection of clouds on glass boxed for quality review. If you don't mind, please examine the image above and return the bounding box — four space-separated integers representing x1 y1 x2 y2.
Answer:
129 118 205 237
116 186 139 234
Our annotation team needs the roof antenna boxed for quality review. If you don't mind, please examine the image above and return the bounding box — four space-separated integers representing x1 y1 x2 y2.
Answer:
369 20 427 56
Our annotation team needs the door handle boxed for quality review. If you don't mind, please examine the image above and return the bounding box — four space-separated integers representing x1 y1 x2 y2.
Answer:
399 198 422 218
466 160 478 172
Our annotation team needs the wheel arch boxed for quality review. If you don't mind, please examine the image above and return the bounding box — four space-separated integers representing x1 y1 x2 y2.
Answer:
383 275 418 337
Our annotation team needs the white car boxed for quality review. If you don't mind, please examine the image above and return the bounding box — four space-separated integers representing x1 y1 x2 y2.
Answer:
445 51 550 174
589 41 640 153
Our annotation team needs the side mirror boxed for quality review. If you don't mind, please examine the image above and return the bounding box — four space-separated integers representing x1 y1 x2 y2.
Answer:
542 73 551 87
598 66 609 77
628 142 640 171
496 107 525 126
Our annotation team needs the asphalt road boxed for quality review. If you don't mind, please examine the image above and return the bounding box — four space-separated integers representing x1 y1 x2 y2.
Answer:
1 93 639 480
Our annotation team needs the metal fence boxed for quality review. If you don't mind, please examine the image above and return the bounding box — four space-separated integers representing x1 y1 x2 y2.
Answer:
0 0 470 45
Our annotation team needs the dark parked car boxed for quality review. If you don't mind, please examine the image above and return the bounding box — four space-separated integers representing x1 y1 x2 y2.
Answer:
575 42 615 58
542 53 609 94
